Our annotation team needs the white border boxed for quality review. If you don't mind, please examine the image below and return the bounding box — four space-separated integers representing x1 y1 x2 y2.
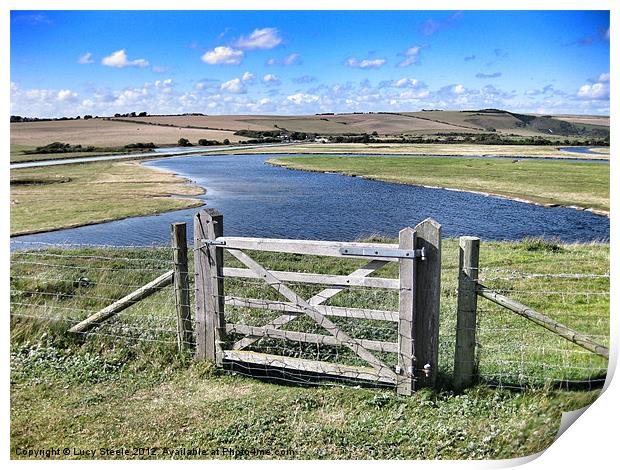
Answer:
3 1 616 468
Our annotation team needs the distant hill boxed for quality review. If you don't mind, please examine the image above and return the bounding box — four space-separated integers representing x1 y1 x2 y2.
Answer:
107 109 609 139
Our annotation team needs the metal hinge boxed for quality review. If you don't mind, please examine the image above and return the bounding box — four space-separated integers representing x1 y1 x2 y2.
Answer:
340 246 425 260
201 239 227 247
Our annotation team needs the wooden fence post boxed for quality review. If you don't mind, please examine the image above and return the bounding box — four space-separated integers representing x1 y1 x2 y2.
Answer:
454 236 480 391
397 227 416 395
171 222 193 352
193 209 225 364
414 218 442 389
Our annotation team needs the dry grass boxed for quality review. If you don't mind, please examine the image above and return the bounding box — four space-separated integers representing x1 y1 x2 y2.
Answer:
11 119 245 147
220 142 607 159
114 115 276 132
10 161 204 235
553 115 610 127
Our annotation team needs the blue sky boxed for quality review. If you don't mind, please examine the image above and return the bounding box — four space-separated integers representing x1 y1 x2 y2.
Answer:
10 10 610 117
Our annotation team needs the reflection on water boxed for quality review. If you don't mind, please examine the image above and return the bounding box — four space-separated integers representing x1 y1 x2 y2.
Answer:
11 154 609 248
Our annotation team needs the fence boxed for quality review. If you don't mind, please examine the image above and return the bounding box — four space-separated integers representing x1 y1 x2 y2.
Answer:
9 210 610 393
10 240 189 349
453 236 610 390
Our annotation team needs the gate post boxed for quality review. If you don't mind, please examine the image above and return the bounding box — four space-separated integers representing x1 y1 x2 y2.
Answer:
414 218 442 389
171 222 193 352
454 236 480 391
194 209 225 364
397 227 417 395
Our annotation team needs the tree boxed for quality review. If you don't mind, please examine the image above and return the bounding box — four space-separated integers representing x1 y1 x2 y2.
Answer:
223 139 230 145
178 138 192 147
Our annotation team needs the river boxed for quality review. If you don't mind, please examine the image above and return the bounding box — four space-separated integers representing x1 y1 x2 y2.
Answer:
10 153 610 248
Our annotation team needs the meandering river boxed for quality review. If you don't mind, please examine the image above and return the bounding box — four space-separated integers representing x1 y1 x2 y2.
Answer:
11 153 609 248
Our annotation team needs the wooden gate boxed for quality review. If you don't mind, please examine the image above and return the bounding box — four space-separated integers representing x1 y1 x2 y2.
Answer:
194 209 441 395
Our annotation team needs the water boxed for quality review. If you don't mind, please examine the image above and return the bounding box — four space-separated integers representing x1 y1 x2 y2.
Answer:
559 147 609 156
11 154 609 248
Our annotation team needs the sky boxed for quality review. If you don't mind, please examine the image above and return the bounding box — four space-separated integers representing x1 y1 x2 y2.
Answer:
9 10 610 117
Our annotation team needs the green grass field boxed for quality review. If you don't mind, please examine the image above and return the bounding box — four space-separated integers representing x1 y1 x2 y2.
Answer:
268 155 610 214
10 239 609 459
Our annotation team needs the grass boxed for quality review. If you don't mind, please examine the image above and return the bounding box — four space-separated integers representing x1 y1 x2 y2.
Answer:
10 144 145 164
10 161 204 236
10 239 609 459
217 142 609 159
268 155 609 213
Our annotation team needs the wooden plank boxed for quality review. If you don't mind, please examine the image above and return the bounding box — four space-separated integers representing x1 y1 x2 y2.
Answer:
397 227 416 395
172 222 193 352
226 323 398 353
217 236 400 261
454 236 480 391
414 218 442 388
194 211 212 360
203 209 226 366
223 267 399 289
223 350 397 385
230 259 388 350
227 248 397 382
225 295 399 322
477 286 609 359
68 270 173 334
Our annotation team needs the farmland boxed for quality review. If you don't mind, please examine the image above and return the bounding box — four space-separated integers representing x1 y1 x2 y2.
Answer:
11 118 247 148
110 109 610 138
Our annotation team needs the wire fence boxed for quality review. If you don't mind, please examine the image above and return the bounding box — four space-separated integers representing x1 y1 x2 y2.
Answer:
472 264 610 389
10 241 191 348
10 239 611 391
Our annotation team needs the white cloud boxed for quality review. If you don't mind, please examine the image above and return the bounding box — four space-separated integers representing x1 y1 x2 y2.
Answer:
78 52 94 64
286 93 320 105
101 49 149 68
393 78 423 88
282 53 300 65
397 46 425 67
242 71 254 82
220 78 246 94
263 73 280 83
598 72 610 83
453 84 466 95
345 58 386 69
57 89 78 102
201 46 244 65
154 79 174 93
235 27 283 50
577 82 609 100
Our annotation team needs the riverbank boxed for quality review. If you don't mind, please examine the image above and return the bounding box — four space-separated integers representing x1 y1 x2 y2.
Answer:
10 161 205 236
268 155 610 216
215 143 610 160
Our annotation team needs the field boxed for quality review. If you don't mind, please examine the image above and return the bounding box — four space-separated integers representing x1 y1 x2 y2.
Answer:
9 238 609 459
10 161 204 236
219 142 609 159
268 155 610 214
553 115 610 127
110 110 609 138
10 118 246 148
